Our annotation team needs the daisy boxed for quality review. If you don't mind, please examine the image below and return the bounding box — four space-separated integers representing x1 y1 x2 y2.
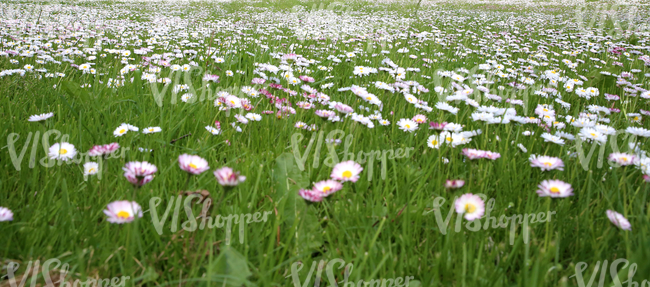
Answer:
541 133 566 145
536 180 573 198
484 151 501 160
48 142 77 161
178 154 210 175
331 161 363 183
83 162 99 176
114 124 130 137
429 122 448 130
529 155 564 171
245 113 262 121
397 118 418 132
412 114 427 124
313 180 343 197
123 161 157 187
608 153 636 166
88 143 120 156
0 207 13 221
578 128 607 144
103 201 143 224
234 114 249 124
224 95 242 108
445 180 465 189
626 127 650 138
462 148 486 160
606 210 631 231
214 167 246 186
142 127 162 134
299 188 323 202
454 193 485 221
427 135 441 149
205 125 221 135
28 112 53 122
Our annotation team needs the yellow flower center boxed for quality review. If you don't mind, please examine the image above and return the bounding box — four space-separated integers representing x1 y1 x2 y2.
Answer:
446 137 452 142
119 129 126 133
189 163 197 169
544 162 552 166
322 186 331 193
634 117 639 121
590 133 596 137
465 203 476 213
117 211 130 219
60 149 68 155
405 124 410 129
550 187 560 193
622 157 628 162
431 140 438 145
366 96 372 100
88 168 96 173
342 170 352 178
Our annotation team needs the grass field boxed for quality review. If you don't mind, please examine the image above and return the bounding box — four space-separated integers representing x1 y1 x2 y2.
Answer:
1 0 650 286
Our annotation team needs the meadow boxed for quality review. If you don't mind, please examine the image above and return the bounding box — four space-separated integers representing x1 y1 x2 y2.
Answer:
1 0 650 286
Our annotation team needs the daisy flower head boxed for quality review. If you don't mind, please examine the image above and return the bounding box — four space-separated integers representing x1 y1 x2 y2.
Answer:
397 118 418 132
536 179 573 198
427 134 442 149
429 122 448 130
313 179 343 197
412 114 427 124
0 207 13 222
214 167 246 186
445 180 465 189
88 143 120 156
103 200 143 224
114 124 130 137
245 113 262 121
462 148 486 160
331 160 363 183
83 162 99 176
48 142 77 161
530 155 564 171
178 154 210 175
484 151 501 160
299 188 323 202
606 210 631 231
608 153 636 166
541 133 566 145
28 112 54 122
143 127 162 134
454 193 485 221
122 161 157 186
205 124 221 134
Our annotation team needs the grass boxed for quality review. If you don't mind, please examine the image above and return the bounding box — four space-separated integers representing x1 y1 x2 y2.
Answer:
1 0 650 286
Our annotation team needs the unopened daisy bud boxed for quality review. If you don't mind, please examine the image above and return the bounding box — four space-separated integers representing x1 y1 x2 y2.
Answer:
606 210 631 231
0 207 14 222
